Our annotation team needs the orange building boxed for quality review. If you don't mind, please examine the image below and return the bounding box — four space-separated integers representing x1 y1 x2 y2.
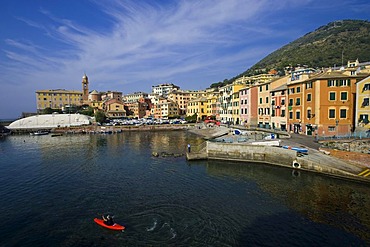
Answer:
311 71 368 136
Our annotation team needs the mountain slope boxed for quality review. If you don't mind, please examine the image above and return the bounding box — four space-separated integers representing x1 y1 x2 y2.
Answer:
247 19 370 74
210 19 370 88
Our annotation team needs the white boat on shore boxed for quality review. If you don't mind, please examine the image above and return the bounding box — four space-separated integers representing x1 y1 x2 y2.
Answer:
250 140 281 147
30 130 49 136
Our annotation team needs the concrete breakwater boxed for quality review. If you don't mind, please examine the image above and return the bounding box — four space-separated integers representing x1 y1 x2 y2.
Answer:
187 141 368 183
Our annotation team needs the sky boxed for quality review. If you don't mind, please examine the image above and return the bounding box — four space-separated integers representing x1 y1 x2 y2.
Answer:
0 0 369 119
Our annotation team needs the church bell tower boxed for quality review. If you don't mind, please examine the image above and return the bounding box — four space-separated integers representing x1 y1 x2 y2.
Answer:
82 73 89 102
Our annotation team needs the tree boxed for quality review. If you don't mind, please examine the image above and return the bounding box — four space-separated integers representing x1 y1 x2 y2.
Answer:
42 107 62 114
79 106 94 116
95 111 106 124
185 113 197 123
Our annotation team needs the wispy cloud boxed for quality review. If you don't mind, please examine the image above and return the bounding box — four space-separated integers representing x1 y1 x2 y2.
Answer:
1 0 342 117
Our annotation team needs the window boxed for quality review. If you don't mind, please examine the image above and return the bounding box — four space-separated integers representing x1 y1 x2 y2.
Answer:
272 100 275 105
359 114 369 123
281 99 285 105
259 86 262 92
271 92 275 96
307 93 312 102
329 109 335 119
362 98 369 107
327 80 335 87
363 84 370 92
265 108 270 115
259 98 262 104
281 109 286 117
289 99 293 106
290 88 295 94
296 111 301 119
340 92 348 101
265 97 269 103
329 92 336 101
297 87 301 93
339 79 350 86
306 82 313 89
265 84 269 90
296 98 301 106
328 126 336 132
289 111 293 119
307 109 312 119
340 109 347 118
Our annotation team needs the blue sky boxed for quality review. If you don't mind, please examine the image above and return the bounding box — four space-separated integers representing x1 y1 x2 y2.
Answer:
1 0 369 119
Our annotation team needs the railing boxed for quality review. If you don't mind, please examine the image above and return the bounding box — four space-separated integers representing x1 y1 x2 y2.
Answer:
317 131 370 141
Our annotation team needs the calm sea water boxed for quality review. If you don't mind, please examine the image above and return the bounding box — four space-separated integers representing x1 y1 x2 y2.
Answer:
0 131 369 247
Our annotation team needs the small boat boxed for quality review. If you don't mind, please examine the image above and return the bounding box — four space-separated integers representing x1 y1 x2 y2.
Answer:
233 129 247 135
233 129 242 135
94 218 125 231
51 133 63 137
30 130 49 136
250 140 281 146
282 145 308 153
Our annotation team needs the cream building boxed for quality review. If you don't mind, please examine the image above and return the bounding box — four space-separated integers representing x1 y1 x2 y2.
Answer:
151 83 180 97
355 75 370 130
124 92 149 103
168 90 192 116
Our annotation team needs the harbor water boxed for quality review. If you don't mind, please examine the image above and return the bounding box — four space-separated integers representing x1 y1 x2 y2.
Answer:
0 131 369 246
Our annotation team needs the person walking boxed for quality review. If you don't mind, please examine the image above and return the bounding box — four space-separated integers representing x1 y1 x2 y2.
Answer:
187 144 191 153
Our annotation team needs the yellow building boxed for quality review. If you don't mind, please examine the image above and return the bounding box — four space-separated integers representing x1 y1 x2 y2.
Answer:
355 75 370 130
206 91 219 118
231 83 245 125
186 97 207 121
36 89 82 113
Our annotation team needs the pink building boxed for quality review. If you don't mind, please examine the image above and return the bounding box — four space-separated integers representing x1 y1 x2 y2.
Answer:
270 84 288 130
239 86 258 127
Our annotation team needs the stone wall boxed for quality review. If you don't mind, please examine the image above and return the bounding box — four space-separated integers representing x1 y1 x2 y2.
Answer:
320 139 370 154
207 142 297 168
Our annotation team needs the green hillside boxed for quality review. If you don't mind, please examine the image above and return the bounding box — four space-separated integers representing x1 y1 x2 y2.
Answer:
210 19 370 88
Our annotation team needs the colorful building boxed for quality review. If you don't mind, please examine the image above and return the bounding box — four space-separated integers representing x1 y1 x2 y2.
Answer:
355 75 370 130
187 97 207 121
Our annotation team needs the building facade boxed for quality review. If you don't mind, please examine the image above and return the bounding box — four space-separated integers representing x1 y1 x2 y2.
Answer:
36 89 83 113
355 75 370 130
151 83 180 97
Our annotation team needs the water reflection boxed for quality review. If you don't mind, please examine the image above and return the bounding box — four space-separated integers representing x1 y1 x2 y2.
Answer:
205 160 370 243
1 132 369 245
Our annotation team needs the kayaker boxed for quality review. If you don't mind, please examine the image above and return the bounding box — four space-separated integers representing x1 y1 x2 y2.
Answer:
102 214 114 226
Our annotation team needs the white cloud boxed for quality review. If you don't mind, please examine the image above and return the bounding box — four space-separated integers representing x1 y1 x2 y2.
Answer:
0 0 322 117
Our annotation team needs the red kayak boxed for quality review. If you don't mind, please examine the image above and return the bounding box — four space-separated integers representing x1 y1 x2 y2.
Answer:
94 218 125 231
